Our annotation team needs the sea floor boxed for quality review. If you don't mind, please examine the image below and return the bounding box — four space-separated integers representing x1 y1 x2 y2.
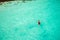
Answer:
0 0 60 40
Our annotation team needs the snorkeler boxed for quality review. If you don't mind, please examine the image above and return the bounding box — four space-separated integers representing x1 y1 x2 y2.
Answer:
38 20 40 25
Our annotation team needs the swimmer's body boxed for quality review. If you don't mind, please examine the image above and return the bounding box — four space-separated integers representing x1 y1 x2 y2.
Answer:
38 20 40 25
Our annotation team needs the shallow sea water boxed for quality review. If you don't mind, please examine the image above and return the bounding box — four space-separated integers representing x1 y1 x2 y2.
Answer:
0 0 60 40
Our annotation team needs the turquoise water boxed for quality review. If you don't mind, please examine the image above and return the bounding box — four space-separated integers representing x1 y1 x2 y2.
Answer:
0 0 60 40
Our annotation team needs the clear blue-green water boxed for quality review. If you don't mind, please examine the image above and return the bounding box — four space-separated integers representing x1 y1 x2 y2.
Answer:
0 0 60 40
